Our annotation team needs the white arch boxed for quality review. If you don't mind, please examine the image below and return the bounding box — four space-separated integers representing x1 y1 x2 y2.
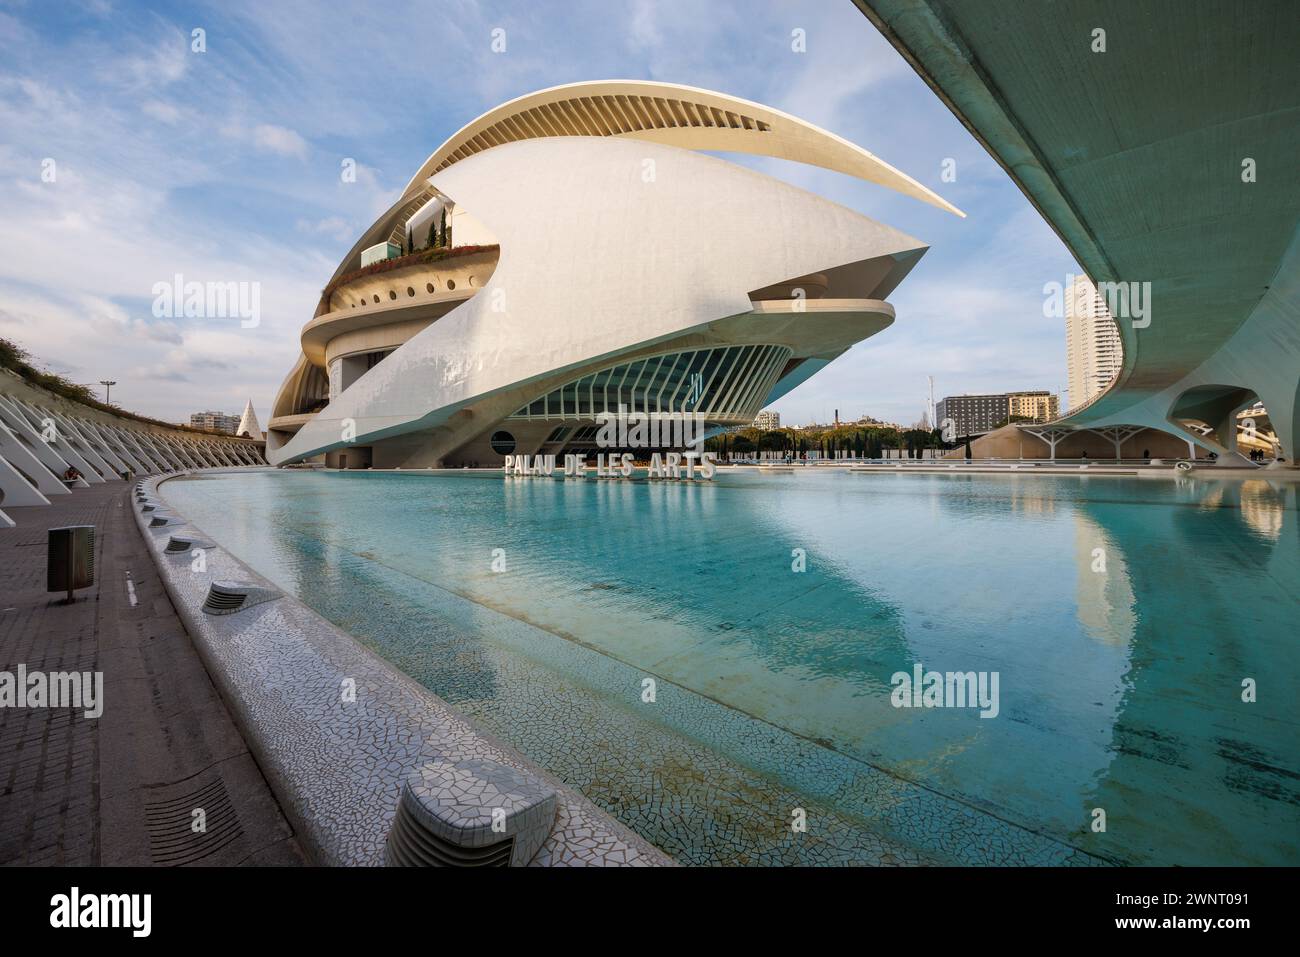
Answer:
403 80 963 215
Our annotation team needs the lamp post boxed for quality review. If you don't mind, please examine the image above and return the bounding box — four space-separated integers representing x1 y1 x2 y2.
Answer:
99 380 116 404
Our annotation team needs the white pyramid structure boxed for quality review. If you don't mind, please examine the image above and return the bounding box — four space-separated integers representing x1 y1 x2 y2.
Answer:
236 398 263 441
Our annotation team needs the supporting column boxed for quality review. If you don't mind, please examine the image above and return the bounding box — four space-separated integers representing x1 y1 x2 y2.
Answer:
0 419 67 495
115 427 165 472
136 431 182 471
1021 426 1072 461
0 396 78 486
1086 426 1145 462
202 442 230 466
48 411 117 480
0 450 51 506
10 400 105 483
102 425 150 474
72 418 129 475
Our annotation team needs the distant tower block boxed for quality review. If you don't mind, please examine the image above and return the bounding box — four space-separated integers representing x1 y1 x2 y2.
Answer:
1065 275 1123 409
236 399 263 441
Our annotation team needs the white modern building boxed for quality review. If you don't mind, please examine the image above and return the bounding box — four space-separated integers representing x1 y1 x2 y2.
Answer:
1065 275 1123 412
267 80 960 469
753 410 781 431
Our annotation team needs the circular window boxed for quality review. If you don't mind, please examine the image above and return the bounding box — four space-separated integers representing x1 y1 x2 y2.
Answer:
425 282 434 293
446 279 456 291
468 275 476 287
388 290 397 300
406 286 415 297
372 295 380 304
489 431 516 455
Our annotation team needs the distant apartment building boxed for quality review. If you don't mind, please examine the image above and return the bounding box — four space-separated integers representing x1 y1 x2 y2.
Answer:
190 410 240 433
752 410 781 430
1007 390 1060 422
935 394 1008 437
936 390 1060 436
1066 274 1123 410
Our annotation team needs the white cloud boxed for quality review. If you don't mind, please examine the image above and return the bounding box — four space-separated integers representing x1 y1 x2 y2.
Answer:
131 317 185 345
104 30 189 92
628 0 663 48
250 123 309 159
296 215 352 242
14 76 77 114
142 99 182 124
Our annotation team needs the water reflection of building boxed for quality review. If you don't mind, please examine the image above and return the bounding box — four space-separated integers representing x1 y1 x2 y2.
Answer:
1069 476 1297 864
1238 480 1286 541
1071 512 1136 646
1007 485 1057 518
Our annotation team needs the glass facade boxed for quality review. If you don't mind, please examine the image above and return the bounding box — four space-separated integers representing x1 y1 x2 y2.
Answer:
509 344 792 422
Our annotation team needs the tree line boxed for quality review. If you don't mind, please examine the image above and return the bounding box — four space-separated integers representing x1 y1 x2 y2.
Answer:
706 424 947 459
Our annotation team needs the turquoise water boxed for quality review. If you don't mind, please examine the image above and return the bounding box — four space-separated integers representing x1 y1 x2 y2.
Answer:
161 469 1299 865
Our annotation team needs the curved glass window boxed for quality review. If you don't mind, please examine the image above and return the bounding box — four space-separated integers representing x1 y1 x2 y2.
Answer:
508 344 792 422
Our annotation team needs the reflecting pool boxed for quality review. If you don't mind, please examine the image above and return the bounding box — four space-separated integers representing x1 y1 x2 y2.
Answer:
161 469 1299 865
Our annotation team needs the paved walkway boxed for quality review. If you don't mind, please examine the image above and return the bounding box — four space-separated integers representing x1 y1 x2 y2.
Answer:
0 481 304 865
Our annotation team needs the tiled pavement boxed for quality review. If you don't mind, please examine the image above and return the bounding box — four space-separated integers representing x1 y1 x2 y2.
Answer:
0 481 304 866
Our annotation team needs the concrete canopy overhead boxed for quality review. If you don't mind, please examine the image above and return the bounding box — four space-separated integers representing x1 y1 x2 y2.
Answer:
856 0 1300 461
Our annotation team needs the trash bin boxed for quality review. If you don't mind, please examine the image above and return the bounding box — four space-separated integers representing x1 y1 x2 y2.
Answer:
48 525 95 603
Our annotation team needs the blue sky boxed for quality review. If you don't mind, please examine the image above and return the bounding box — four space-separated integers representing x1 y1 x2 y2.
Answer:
0 0 1080 428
